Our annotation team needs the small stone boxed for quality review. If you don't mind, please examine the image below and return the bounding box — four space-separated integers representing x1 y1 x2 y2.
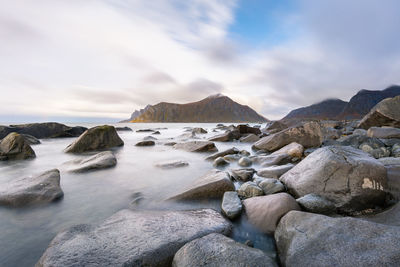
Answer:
238 182 264 198
259 178 285 195
135 140 155 146
238 157 252 167
213 157 230 168
221 191 242 219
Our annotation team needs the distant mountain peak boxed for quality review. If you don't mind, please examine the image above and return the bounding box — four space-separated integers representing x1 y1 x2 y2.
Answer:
206 93 225 99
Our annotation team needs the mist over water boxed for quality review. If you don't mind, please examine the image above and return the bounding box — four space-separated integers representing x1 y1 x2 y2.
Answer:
0 123 275 266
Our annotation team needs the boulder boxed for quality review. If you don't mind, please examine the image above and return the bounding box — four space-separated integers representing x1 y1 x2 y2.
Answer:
0 132 36 160
353 128 367 136
168 170 234 201
358 95 400 129
275 211 400 267
135 140 155 146
9 122 87 138
280 146 388 213
205 147 239 161
360 145 391 159
238 156 252 167
243 193 300 234
64 125 124 153
258 178 285 195
115 126 132 131
253 122 323 152
238 182 264 198
239 134 260 143
262 121 288 134
223 154 241 162
65 151 117 173
192 127 207 134
236 124 261 135
221 191 242 219
213 157 230 168
231 168 255 182
367 126 400 139
362 201 400 227
270 142 304 158
208 130 240 142
336 134 384 148
155 160 189 169
20 134 41 145
296 193 336 214
174 141 217 153
253 153 292 167
0 125 16 139
257 164 294 179
37 209 231 267
0 169 63 207
172 233 277 267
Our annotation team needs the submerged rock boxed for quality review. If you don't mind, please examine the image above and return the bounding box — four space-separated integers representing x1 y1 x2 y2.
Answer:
64 125 124 153
0 132 36 161
37 209 231 267
135 140 155 146
174 141 217 153
155 160 189 169
221 191 242 219
172 233 277 267
65 151 117 173
115 126 132 131
0 169 63 207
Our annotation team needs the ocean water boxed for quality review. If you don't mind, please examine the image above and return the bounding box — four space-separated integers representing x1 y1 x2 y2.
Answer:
0 123 275 266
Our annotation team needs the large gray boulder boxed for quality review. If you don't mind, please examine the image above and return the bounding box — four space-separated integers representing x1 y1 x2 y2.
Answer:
270 142 304 158
367 126 400 139
275 211 400 267
253 122 322 152
358 95 400 129
174 141 217 153
240 133 260 143
0 132 36 160
280 146 388 213
65 151 117 173
8 122 87 138
0 169 63 207
172 233 277 267
168 170 234 201
243 193 300 234
64 125 124 153
37 209 231 267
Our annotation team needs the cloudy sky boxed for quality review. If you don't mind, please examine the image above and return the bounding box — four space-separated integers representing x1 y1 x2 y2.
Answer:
1 0 400 122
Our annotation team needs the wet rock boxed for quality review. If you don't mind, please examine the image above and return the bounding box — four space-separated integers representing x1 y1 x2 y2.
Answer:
213 157 230 168
64 125 124 153
367 126 400 139
253 122 323 152
231 168 255 182
174 141 217 153
238 156 252 167
258 178 285 195
21 134 41 145
270 142 304 158
296 193 336 214
223 154 241 162
0 169 63 207
37 209 231 267
65 151 117 173
238 182 264 198
257 163 294 178
239 150 251 156
135 140 155 146
205 147 239 161
208 130 240 142
8 122 87 138
280 146 388 213
0 132 36 160
243 193 300 234
275 211 400 267
115 126 132 131
169 170 234 201
155 160 189 169
239 133 260 143
192 127 207 134
172 233 277 267
221 191 242 219
358 95 400 129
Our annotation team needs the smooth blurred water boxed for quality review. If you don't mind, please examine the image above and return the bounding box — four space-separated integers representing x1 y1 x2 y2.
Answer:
0 123 275 266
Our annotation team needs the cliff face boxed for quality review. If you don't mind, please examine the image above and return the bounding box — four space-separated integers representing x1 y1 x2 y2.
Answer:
283 99 348 120
128 94 268 123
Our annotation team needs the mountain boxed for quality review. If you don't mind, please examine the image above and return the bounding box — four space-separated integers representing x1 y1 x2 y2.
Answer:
282 99 348 120
125 94 268 123
281 85 400 121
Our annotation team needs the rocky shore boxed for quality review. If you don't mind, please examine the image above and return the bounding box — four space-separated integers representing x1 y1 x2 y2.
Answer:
0 95 399 266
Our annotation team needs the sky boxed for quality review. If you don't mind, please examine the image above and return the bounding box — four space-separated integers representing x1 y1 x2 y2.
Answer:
1 0 400 122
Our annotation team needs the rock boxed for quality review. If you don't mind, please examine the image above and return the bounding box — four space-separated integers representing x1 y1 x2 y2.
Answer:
253 153 292 167
174 141 217 153
280 146 387 213
169 170 234 201
0 132 36 160
136 129 155 132
143 135 157 141
275 211 400 267
238 182 264 198
208 130 240 142
172 233 277 267
21 134 41 145
115 126 132 131
205 147 239 161
0 169 63 207
223 154 241 162
243 193 300 234
296 193 336 214
381 138 400 147
362 201 400 227
367 126 400 139
358 95 400 129
262 121 288 134
37 209 231 267
353 128 367 136
164 142 177 146
392 143 400 156
135 140 155 146
336 134 384 148
236 124 261 135
155 160 189 169
238 156 252 167
258 178 285 195
239 133 260 143
368 146 391 159
0 125 17 139
239 150 251 156
8 122 87 138
65 151 117 173
213 157 230 168
253 122 323 152
152 131 161 135
231 168 255 182
270 142 304 158
192 127 207 134
378 157 400 166
257 164 294 178
322 127 342 140
64 125 124 153
221 191 242 219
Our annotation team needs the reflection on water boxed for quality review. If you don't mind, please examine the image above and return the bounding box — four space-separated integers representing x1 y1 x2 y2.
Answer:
0 123 274 266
